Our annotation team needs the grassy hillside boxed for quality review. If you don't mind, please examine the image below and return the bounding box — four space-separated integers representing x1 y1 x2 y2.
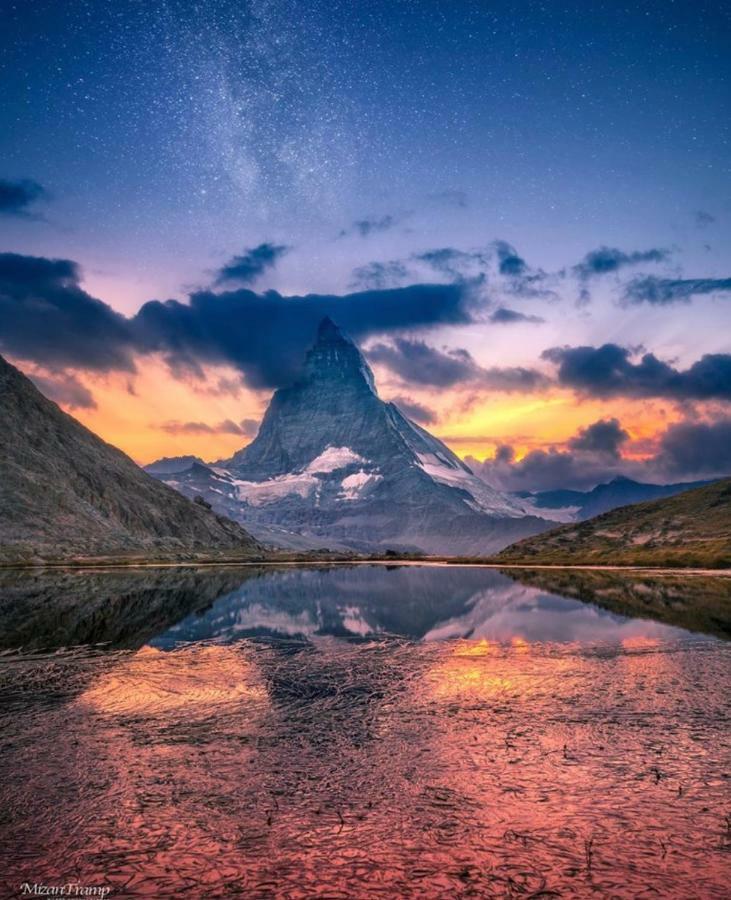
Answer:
496 478 731 568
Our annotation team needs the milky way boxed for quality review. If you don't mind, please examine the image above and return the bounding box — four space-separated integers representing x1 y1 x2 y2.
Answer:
0 0 729 480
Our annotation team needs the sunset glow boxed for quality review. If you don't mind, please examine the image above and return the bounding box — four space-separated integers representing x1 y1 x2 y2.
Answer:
14 351 689 473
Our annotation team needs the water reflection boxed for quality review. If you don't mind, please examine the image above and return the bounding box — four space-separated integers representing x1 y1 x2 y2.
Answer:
2 622 729 896
151 564 728 648
1 564 729 653
0 566 253 650
501 566 731 641
1 564 729 897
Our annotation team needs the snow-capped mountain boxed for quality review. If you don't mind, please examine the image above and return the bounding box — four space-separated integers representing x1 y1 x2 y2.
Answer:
147 318 552 554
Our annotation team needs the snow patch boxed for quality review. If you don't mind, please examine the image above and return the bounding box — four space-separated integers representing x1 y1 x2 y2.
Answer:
416 453 529 518
520 501 581 524
339 469 383 500
306 446 366 474
228 447 370 506
232 472 319 506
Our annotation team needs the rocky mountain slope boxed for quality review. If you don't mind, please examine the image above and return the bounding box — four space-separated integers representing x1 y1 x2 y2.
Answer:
0 354 261 563
497 478 731 567
148 318 551 554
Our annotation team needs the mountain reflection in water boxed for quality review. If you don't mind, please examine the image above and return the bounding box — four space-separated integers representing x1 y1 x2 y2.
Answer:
0 564 729 898
1 564 729 652
151 564 730 647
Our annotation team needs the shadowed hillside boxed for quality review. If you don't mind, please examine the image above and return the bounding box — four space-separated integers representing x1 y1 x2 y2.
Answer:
0 354 261 564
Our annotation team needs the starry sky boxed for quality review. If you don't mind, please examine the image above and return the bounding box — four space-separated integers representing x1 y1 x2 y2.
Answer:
1 0 730 489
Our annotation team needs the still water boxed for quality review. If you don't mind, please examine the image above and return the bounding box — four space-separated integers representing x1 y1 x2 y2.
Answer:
0 564 729 898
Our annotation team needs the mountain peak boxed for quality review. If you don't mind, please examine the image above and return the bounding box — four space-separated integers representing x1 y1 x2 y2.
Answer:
164 325 546 553
606 475 637 486
316 316 347 344
303 317 376 392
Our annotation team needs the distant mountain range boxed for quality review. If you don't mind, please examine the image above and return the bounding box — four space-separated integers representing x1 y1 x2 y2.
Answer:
147 318 551 555
145 455 205 475
0 353 260 564
514 475 718 521
497 478 731 567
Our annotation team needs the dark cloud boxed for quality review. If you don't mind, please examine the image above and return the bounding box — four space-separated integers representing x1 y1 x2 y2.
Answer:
623 275 731 305
350 260 410 290
568 417 629 458
0 252 136 372
389 395 437 425
414 247 488 280
489 241 558 300
470 415 637 492
416 241 532 281
0 252 472 389
573 246 669 279
695 210 716 228
406 241 547 298
471 416 632 492
340 214 400 238
466 364 550 395
471 446 626 493
505 274 557 301
0 178 48 217
368 338 547 392
543 343 731 401
29 372 96 410
489 307 545 325
135 282 472 389
472 413 731 493
492 240 527 277
160 418 253 436
494 444 515 464
655 418 731 478
368 339 477 387
353 242 494 289
215 242 289 286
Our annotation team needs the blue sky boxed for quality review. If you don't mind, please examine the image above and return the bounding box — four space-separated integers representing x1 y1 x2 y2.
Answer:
2 0 729 300
1 0 730 483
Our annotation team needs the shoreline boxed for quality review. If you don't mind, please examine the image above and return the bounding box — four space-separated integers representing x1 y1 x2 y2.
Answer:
1 557 730 576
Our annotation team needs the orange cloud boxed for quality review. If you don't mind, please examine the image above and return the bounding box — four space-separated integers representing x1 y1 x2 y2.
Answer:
53 356 265 464
23 354 686 471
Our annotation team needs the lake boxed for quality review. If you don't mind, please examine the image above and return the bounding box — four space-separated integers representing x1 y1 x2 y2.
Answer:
1 564 729 898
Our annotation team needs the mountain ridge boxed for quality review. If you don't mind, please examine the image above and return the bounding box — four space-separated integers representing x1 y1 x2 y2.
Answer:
0 353 261 563
515 475 719 521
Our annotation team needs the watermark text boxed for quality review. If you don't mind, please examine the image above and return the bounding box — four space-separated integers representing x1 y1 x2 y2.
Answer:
19 884 110 899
